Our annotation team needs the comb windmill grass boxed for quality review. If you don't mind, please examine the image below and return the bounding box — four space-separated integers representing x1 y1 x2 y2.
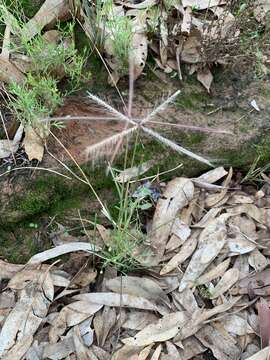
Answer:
84 88 231 167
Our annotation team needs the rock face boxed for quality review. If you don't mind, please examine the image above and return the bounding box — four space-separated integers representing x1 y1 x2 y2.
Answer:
0 74 270 261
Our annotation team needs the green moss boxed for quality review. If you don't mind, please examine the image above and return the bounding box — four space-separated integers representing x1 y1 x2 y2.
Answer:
0 226 50 263
175 91 211 112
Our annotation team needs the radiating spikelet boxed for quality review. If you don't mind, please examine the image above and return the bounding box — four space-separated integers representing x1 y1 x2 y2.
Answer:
141 90 181 125
141 126 213 167
85 126 137 162
87 91 135 125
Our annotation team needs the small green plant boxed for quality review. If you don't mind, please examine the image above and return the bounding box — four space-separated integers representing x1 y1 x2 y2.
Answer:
98 163 151 273
0 3 89 127
9 75 62 126
82 0 132 76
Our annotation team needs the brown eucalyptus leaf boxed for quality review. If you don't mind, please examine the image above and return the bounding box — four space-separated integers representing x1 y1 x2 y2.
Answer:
23 126 47 161
0 273 53 355
74 292 159 312
196 258 231 286
122 312 188 346
176 337 206 359
3 335 33 360
0 260 24 280
49 301 102 343
93 306 116 347
223 314 254 336
237 269 270 297
147 177 194 265
195 166 228 184
138 345 154 360
105 276 169 305
197 66 213 93
21 0 71 40
196 324 241 360
210 268 239 298
122 310 159 330
43 336 75 359
112 345 141 360
179 216 227 291
8 268 70 290
205 167 233 208
0 57 25 84
249 249 269 272
170 219 191 244
258 297 270 348
173 297 241 341
160 230 199 275
182 0 226 9
27 242 98 265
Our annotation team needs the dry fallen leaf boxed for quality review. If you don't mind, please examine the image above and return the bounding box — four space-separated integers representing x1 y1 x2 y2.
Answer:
122 312 188 346
258 297 270 348
160 230 199 275
0 272 53 355
21 0 71 39
23 126 46 161
0 124 24 159
197 66 213 93
27 242 98 265
209 268 239 299
74 292 160 312
147 177 194 265
196 258 231 286
179 216 227 291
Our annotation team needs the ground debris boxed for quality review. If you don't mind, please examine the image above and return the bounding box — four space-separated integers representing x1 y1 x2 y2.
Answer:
2 167 270 359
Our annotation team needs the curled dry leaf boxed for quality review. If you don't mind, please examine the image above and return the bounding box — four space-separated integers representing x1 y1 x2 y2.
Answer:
49 301 102 343
21 0 71 40
258 297 270 348
27 242 98 264
0 57 25 84
196 258 231 286
93 306 116 347
122 310 159 330
0 272 53 355
179 216 227 291
74 292 160 313
197 66 213 93
147 177 194 265
160 230 199 275
0 124 24 159
122 312 188 346
236 269 270 297
223 314 254 336
105 276 169 305
205 167 233 208
209 268 239 299
194 166 228 184
115 160 154 183
23 126 46 162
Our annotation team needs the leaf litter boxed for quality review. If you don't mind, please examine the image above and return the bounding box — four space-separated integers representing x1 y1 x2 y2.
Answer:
2 167 270 359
